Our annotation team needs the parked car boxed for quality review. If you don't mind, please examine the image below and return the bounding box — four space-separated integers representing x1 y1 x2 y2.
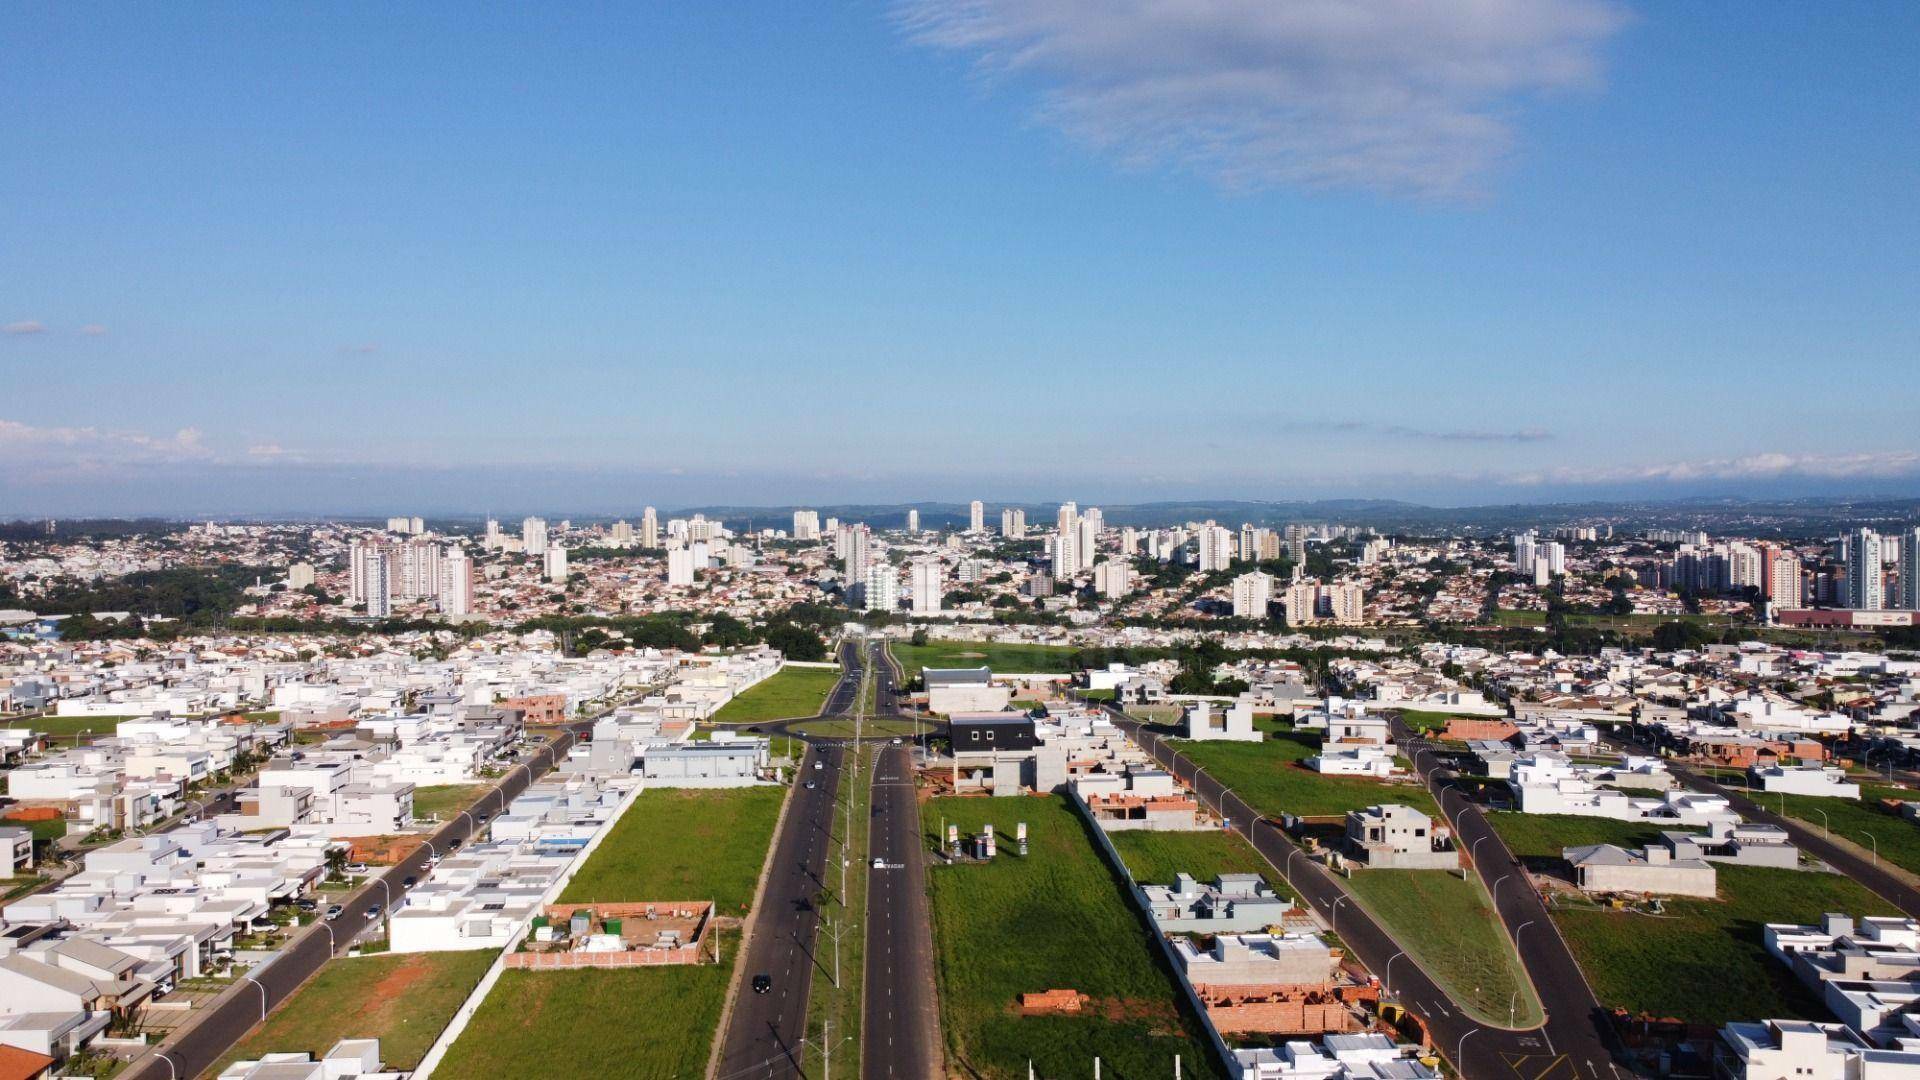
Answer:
295 898 318 912
324 904 344 921
402 876 418 888
365 903 383 918
751 974 772 994
343 862 368 875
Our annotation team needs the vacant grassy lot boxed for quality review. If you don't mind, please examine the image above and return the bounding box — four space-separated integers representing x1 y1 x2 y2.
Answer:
1178 717 1439 820
1489 811 1898 1024
1107 827 1290 899
1736 780 1920 879
11 715 131 741
891 638 1080 678
1345 868 1541 1026
433 953 731 1079
559 786 783 914
709 665 842 724
925 795 1223 1080
1396 709 1468 735
214 950 494 1074
412 783 490 823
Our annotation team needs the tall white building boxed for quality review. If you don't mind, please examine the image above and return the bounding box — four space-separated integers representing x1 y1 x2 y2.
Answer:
641 506 660 548
1760 543 1803 607
862 562 899 613
1076 510 1101 567
793 510 821 541
969 500 985 533
438 549 474 617
397 538 442 599
349 541 393 618
286 562 316 590
522 517 549 557
1513 531 1536 576
1197 524 1234 573
610 520 634 547
1232 571 1273 619
1285 579 1365 626
843 525 871 582
1051 531 1079 580
910 558 944 614
545 543 569 584
666 546 696 586
483 519 503 550
1902 528 1920 611
1092 559 1133 598
1847 528 1884 610
906 509 920 534
1001 508 1027 538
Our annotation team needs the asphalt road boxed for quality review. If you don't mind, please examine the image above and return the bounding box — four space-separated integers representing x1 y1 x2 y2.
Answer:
1393 722 1630 1079
861 744 940 1079
123 728 583 1080
714 645 865 1078
714 739 846 1078
1114 716 1629 1080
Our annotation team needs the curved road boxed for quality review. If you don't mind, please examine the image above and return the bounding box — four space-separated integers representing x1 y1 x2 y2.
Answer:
1113 715 1629 1080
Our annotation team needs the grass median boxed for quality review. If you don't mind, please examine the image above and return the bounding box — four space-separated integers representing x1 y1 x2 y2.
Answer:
1344 868 1542 1027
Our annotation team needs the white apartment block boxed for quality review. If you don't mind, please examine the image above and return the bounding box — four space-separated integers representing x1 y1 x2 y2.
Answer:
1232 571 1273 619
910 558 944 614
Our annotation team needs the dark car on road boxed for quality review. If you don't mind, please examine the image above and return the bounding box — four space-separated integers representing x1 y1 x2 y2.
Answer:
751 974 772 994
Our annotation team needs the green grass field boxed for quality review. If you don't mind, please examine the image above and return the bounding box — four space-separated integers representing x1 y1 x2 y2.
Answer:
708 666 842 724
10 715 131 741
1488 811 1899 1024
891 638 1080 678
213 950 494 1074
1178 717 1439 820
432 952 732 1079
412 783 490 822
925 795 1223 1080
1344 869 1542 1026
558 786 783 914
1106 827 1292 899
1396 709 1468 734
1727 780 1920 879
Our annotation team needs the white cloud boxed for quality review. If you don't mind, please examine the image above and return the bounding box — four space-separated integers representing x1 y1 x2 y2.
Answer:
4 320 47 335
1504 450 1920 486
897 0 1626 198
0 418 215 476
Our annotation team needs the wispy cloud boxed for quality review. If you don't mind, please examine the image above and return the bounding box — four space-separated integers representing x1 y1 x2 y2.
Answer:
1285 418 1552 443
1503 451 1920 487
897 0 1626 199
0 418 213 476
4 320 47 336
78 324 108 336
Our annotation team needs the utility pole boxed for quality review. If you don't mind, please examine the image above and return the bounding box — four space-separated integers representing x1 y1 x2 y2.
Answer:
821 912 845 987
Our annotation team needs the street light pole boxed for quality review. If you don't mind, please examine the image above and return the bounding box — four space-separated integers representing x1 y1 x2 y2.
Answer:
1457 1028 1481 1074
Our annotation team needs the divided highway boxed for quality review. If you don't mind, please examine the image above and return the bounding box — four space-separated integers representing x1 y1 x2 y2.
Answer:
861 744 940 1078
713 642 863 1077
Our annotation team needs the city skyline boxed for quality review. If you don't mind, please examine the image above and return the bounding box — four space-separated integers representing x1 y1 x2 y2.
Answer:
6 3 1919 514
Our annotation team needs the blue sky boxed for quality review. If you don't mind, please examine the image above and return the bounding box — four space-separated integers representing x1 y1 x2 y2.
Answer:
3 2 1917 515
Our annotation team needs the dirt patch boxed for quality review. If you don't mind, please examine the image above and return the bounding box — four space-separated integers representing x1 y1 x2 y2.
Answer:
364 955 433 1015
